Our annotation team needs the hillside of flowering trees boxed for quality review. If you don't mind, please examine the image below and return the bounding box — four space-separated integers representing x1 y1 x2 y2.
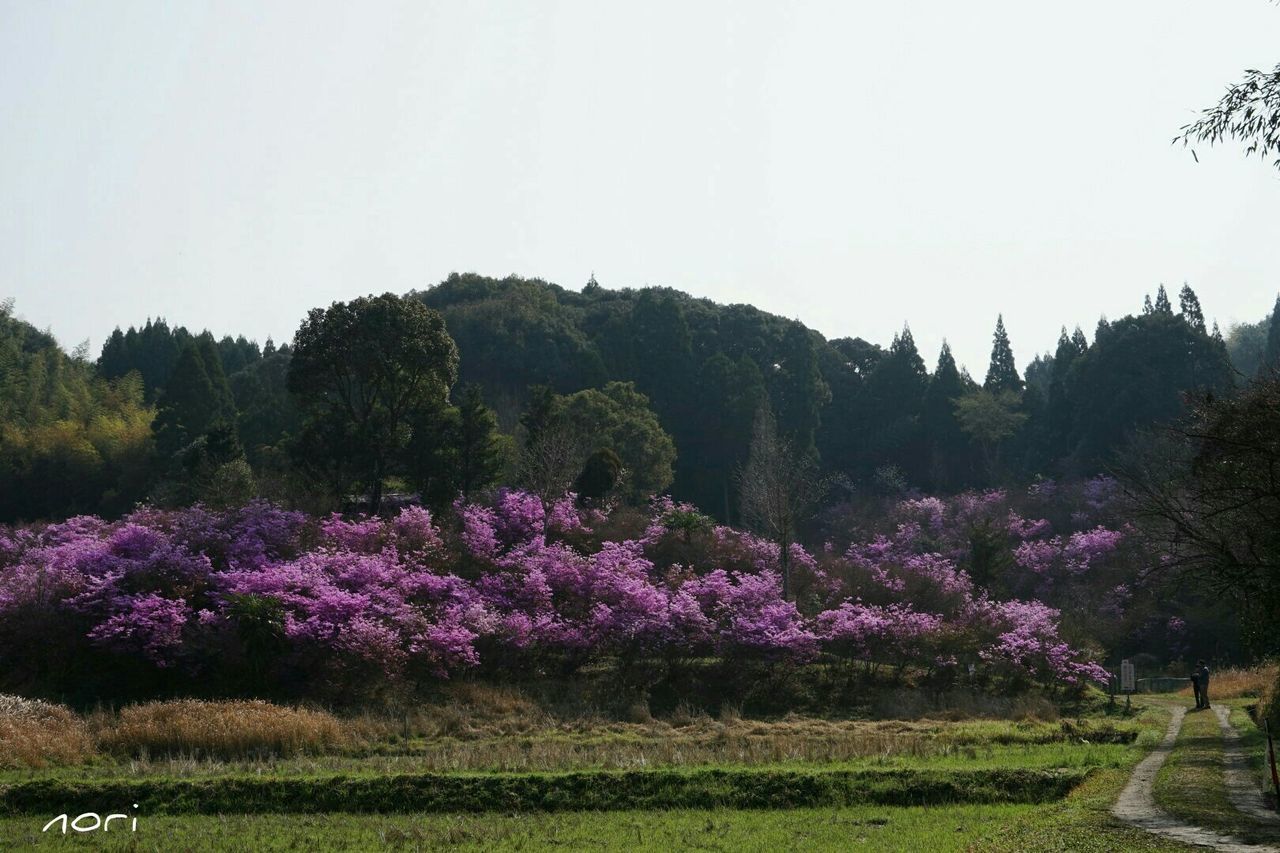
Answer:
0 481 1155 705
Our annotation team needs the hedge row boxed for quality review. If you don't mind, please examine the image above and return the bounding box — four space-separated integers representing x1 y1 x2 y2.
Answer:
0 767 1091 816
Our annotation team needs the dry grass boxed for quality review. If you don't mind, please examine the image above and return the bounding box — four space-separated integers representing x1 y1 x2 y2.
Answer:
1176 662 1278 700
345 683 554 742
94 700 345 760
0 694 95 768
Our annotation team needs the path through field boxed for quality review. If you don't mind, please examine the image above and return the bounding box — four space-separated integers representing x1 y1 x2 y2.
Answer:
1113 703 1279 852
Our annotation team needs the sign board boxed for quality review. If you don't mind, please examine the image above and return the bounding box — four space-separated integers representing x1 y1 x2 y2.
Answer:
1120 659 1135 693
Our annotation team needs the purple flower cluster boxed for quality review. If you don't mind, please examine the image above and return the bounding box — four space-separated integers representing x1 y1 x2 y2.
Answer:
0 488 1114 692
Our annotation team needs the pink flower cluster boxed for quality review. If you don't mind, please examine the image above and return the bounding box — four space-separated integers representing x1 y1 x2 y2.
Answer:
0 489 1114 692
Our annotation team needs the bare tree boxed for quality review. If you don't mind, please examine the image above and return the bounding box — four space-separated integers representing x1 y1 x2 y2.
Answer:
1116 378 1280 652
518 419 593 509
737 402 825 601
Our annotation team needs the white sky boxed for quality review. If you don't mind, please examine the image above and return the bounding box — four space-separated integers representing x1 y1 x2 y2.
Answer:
3 1 1279 375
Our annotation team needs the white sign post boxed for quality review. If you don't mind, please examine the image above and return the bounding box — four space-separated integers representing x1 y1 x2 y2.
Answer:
1120 659 1135 692
1120 659 1135 711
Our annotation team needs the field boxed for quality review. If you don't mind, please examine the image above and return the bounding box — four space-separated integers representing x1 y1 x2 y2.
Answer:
0 686 1193 851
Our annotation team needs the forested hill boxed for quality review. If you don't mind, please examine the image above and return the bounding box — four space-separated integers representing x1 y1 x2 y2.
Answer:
0 280 1270 525
414 273 1242 515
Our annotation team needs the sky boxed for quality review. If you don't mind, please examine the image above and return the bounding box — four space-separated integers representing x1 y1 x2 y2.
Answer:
2 1 1279 376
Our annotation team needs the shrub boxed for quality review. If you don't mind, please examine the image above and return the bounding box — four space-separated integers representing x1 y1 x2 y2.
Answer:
95 700 344 759
0 694 94 768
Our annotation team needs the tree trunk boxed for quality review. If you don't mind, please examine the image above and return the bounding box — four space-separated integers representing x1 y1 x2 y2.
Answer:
779 528 791 601
369 459 384 514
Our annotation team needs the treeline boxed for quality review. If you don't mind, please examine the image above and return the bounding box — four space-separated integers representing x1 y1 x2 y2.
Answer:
0 280 1275 524
419 275 1269 517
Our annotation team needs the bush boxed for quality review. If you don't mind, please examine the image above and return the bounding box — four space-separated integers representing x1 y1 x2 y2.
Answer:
95 700 344 759
0 695 95 768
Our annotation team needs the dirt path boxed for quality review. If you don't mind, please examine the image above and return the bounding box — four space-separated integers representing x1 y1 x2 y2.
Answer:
1215 706 1280 826
1112 704 1279 852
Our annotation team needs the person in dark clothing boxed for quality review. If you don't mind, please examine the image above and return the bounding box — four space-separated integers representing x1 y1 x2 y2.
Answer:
1197 661 1211 709
1190 668 1202 709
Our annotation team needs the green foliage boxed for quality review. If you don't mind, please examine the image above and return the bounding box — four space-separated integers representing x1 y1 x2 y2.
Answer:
984 315 1022 395
558 382 677 502
153 343 236 457
288 293 459 510
0 305 154 521
1265 294 1280 376
575 447 623 500
1070 310 1233 470
955 390 1027 480
404 384 508 506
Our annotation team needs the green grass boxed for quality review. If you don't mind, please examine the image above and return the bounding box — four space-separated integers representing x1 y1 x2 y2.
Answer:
0 702 1183 850
0 804 1053 851
0 717 1144 784
0 767 1091 817
1152 699 1280 846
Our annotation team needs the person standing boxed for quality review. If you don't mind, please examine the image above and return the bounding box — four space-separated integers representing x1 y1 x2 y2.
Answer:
1197 660 1211 709
1190 667 1202 709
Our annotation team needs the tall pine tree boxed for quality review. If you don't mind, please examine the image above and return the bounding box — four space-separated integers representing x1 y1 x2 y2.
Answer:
1179 284 1206 332
922 341 972 489
984 315 1022 394
1154 284 1173 315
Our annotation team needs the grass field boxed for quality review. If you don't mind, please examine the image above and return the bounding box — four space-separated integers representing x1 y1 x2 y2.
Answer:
0 694 1185 850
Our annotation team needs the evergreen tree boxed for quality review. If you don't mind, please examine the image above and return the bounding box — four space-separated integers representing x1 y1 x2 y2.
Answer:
1154 284 1173 315
922 341 972 489
153 345 219 456
1143 295 1154 315
984 315 1023 394
1264 294 1280 375
453 384 505 498
862 326 929 482
1047 327 1084 459
1179 284 1206 332
771 323 829 455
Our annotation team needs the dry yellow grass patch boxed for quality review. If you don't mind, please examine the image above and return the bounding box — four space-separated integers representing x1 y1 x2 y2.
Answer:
0 694 95 768
1177 662 1278 700
95 700 345 759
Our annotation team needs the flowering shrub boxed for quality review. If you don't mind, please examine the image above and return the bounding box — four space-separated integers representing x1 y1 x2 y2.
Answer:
0 487 1119 700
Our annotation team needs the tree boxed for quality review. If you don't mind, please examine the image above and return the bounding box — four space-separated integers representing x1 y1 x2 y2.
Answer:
984 315 1022 394
1047 327 1086 460
1121 376 1280 656
1153 285 1173 315
954 389 1027 481
558 382 676 502
737 402 825 601
452 384 506 498
922 341 973 489
152 344 233 457
1068 311 1234 471
861 326 928 481
690 353 766 522
1265 294 1280 375
771 323 830 455
288 293 458 512
1178 57 1280 170
1179 284 1206 333
575 447 623 501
